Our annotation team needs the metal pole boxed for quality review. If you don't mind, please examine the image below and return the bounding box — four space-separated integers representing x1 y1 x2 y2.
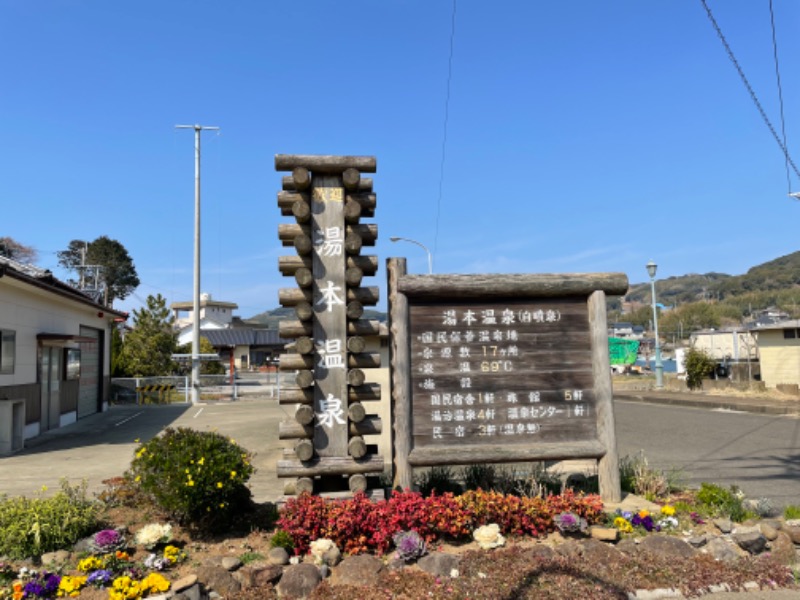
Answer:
176 124 219 404
649 276 664 389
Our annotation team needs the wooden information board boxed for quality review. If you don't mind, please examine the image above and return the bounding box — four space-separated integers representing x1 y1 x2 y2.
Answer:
388 265 628 502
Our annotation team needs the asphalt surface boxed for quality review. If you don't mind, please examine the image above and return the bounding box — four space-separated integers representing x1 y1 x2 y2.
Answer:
1 386 798 501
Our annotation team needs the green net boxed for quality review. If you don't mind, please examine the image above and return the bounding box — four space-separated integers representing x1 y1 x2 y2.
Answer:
608 337 639 365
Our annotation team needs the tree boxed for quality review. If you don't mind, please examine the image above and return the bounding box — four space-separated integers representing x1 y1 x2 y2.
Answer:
57 236 140 306
0 237 38 263
175 337 225 375
685 347 716 390
117 294 177 377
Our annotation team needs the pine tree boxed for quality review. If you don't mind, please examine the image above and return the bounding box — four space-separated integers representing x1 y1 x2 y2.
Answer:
118 294 177 376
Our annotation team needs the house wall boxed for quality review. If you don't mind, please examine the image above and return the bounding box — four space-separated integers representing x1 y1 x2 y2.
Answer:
757 330 800 388
692 331 758 361
0 277 115 436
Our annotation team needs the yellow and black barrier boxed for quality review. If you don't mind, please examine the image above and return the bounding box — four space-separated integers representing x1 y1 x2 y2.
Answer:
135 384 177 404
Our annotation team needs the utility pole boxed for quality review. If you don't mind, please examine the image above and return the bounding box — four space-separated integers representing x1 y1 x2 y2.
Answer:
175 123 219 404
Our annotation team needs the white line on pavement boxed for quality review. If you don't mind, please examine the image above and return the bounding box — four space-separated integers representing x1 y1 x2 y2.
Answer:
114 412 143 427
194 408 204 418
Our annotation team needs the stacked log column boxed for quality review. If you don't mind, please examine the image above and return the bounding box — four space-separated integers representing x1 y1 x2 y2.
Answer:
275 154 384 496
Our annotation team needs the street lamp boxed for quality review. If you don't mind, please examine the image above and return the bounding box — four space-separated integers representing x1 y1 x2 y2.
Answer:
646 260 664 389
390 236 433 274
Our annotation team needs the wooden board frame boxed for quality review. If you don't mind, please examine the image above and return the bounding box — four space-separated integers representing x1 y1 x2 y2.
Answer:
388 259 627 502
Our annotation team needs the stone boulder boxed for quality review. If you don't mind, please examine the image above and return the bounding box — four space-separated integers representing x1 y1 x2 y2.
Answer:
276 563 322 599
330 554 384 587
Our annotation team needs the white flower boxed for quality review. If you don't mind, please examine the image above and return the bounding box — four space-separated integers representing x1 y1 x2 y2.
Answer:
289 556 300 565
134 523 173 549
450 568 460 578
309 538 338 565
473 523 506 550
478 572 487 579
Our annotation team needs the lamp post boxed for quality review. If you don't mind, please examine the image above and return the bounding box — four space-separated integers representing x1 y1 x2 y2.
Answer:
646 260 664 389
176 123 219 404
390 236 433 274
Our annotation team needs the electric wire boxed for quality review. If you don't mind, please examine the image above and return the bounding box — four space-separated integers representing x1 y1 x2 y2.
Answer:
699 0 800 181
433 0 457 270
768 0 792 193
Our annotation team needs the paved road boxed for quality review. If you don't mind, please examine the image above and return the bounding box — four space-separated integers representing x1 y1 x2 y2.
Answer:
0 398 290 502
615 398 800 509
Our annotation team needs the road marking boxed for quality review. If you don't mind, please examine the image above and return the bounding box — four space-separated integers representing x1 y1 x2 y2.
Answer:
194 408 204 418
114 412 143 427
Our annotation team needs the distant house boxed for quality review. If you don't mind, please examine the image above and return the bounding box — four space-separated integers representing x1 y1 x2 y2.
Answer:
609 322 645 339
171 293 287 369
750 320 800 389
690 329 758 362
0 256 126 450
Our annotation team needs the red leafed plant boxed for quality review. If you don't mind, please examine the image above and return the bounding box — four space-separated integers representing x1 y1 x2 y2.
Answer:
277 488 606 556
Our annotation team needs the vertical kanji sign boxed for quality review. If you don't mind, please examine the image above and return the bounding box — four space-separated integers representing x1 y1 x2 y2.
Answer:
275 155 384 496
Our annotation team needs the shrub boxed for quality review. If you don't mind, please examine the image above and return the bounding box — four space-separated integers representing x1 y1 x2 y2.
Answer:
0 480 101 559
129 427 254 532
696 483 751 522
784 504 800 520
269 529 294 552
685 347 716 390
415 466 463 497
619 452 681 501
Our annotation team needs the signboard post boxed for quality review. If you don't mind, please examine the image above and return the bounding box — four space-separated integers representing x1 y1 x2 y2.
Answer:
275 155 384 496
388 264 627 502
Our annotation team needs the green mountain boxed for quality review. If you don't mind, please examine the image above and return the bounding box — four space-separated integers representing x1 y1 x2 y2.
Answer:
247 306 387 327
625 250 800 305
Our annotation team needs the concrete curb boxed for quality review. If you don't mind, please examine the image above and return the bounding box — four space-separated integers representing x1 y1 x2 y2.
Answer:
614 391 800 417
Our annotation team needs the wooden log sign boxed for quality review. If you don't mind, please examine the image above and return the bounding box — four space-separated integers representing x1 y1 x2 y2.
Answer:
409 297 597 448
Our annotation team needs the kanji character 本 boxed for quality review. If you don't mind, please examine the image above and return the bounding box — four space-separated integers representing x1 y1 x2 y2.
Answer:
316 280 344 312
315 394 346 428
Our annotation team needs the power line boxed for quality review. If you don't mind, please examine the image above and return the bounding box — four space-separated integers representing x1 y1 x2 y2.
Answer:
433 0 457 268
699 0 800 181
768 0 792 193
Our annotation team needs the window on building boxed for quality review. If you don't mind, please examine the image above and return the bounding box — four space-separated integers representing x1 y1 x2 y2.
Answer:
0 329 15 374
783 328 798 339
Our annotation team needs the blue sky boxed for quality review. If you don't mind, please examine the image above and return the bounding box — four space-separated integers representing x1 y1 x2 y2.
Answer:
3 1 799 318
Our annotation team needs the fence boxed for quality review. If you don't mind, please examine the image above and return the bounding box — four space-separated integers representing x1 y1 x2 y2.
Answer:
110 371 297 405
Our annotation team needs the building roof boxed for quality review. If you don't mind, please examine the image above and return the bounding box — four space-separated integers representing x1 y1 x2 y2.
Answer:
0 255 127 318
171 298 238 311
750 319 800 332
201 328 287 347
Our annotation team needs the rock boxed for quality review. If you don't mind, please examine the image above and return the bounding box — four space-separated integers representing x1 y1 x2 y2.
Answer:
638 535 695 559
268 547 290 566
40 550 71 566
759 522 779 541
686 534 708 548
631 588 683 599
276 563 322 599
590 526 619 542
703 537 739 562
72 537 93 554
173 584 202 600
195 564 242 597
616 538 640 555
577 539 624 566
553 539 582 558
172 574 198 593
732 528 767 554
236 563 283 587
330 554 384 587
768 531 797 566
524 545 557 561
417 552 461 578
713 518 733 534
221 556 242 571
780 523 800 545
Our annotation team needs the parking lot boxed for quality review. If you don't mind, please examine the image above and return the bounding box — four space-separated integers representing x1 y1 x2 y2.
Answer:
0 397 290 502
